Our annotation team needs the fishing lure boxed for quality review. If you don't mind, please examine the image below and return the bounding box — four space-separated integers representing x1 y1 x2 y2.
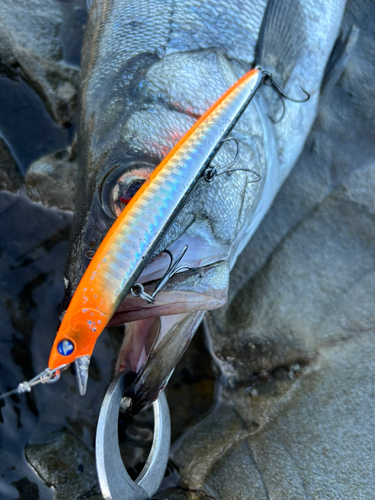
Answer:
0 67 309 399
49 68 264 390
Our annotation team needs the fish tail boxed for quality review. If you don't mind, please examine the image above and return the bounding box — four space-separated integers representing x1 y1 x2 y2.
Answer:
256 0 305 86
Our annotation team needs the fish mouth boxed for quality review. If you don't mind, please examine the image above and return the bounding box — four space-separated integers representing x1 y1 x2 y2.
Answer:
108 234 229 326
64 234 229 408
108 260 229 326
109 236 229 413
115 310 206 413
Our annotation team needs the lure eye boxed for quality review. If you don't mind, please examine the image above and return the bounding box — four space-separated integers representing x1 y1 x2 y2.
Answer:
57 339 75 356
99 162 154 218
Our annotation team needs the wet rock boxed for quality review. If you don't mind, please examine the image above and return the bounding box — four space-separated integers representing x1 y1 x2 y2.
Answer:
0 192 73 500
0 0 83 126
0 77 75 175
0 137 23 192
1 0 375 498
26 432 101 500
158 492 189 500
165 325 216 444
171 333 375 500
25 144 78 211
11 477 41 500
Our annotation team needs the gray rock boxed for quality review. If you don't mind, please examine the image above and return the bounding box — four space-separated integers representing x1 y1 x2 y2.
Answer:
0 0 81 125
171 332 375 499
0 137 23 192
26 432 101 500
25 143 78 211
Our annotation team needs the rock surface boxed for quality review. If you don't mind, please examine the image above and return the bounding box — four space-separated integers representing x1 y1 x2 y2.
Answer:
25 144 78 211
0 0 83 126
26 432 101 500
0 0 375 498
0 137 23 192
0 0 85 204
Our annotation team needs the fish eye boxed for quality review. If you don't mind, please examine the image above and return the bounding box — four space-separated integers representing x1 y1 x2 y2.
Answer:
99 161 154 218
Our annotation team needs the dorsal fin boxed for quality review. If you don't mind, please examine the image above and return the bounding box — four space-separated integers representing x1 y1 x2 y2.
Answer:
256 0 305 86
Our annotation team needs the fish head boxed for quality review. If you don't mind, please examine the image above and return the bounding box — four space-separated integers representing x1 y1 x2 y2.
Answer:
61 1 271 407
64 50 269 306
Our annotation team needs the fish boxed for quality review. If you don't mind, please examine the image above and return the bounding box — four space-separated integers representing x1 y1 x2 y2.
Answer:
59 0 347 412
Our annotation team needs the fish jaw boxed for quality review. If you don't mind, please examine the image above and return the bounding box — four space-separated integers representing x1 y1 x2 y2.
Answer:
54 236 229 395
109 289 223 326
104 261 229 413
109 260 229 326
116 311 206 414
54 263 228 400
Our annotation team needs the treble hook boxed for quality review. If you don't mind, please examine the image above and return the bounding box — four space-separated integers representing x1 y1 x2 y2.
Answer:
131 245 191 304
257 67 310 123
203 137 261 183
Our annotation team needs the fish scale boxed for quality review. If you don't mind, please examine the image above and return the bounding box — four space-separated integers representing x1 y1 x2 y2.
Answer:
48 68 263 369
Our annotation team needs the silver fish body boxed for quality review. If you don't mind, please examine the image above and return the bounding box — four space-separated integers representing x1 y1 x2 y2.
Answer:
64 0 347 410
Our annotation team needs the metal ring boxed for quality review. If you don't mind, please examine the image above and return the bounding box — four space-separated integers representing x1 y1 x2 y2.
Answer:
130 283 155 304
96 371 171 500
203 165 217 182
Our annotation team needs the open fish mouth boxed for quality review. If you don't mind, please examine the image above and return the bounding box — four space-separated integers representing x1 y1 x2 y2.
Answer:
108 259 228 326
108 235 229 327
61 234 229 410
107 235 229 412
